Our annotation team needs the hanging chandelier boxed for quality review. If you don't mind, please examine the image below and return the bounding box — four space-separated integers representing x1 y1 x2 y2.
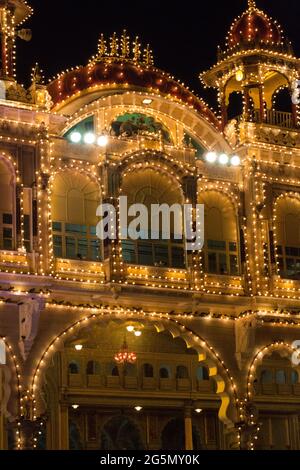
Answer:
114 339 137 365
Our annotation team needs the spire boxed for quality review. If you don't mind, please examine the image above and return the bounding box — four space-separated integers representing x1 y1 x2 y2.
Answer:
248 0 256 9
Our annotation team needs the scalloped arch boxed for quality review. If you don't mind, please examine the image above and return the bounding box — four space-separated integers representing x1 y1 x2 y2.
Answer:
31 312 237 428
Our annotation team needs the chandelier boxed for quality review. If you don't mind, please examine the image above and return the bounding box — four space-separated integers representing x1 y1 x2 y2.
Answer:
114 339 137 365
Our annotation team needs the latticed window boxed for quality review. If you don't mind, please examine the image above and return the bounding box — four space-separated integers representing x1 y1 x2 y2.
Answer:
53 222 101 261
51 171 102 262
0 213 13 250
276 198 300 279
122 239 185 268
121 168 185 269
0 159 14 251
204 240 239 275
199 191 240 276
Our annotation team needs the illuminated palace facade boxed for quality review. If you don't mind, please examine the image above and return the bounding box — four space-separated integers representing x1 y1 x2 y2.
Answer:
1 0 300 451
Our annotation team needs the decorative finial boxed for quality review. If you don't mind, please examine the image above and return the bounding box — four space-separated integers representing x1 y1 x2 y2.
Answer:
121 29 130 58
248 0 256 9
132 36 142 63
89 32 155 67
143 44 154 66
97 33 107 59
31 63 44 85
110 32 119 57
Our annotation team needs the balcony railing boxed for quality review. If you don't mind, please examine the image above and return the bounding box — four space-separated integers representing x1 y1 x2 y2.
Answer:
254 109 295 129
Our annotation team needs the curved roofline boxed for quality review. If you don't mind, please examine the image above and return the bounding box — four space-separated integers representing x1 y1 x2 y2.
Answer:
47 61 221 130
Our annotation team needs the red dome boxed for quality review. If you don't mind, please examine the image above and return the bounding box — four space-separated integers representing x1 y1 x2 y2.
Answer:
227 5 283 49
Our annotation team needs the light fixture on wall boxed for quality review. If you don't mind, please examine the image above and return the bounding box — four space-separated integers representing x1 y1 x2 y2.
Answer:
68 131 109 147
74 344 83 351
69 131 82 143
235 69 244 82
205 152 241 167
194 408 203 414
134 406 143 412
134 330 142 337
97 135 109 147
126 325 135 333
219 153 229 165
83 132 96 144
142 98 153 105
72 404 79 410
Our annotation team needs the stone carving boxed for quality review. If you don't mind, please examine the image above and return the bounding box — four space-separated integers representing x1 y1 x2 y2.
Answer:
18 297 45 361
235 316 257 370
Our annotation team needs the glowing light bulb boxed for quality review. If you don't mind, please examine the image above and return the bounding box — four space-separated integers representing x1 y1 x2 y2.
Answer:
134 330 142 337
205 152 217 163
235 69 244 82
72 404 79 409
219 153 229 165
69 131 81 143
127 325 134 333
75 344 83 351
231 155 241 166
83 132 96 144
134 406 143 412
142 98 153 105
97 135 109 147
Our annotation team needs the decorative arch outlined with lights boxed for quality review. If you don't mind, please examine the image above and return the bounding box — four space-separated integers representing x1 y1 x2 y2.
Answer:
30 308 239 429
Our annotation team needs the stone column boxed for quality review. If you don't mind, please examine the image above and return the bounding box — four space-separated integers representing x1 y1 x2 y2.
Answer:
184 406 193 451
16 184 22 249
259 85 264 123
58 404 69 450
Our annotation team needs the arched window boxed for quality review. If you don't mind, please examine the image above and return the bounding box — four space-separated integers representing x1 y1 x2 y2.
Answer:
276 197 300 279
273 87 292 114
260 369 273 384
143 363 154 378
199 191 239 275
227 91 244 121
275 370 287 385
159 366 170 379
121 169 185 269
51 171 101 261
0 158 14 251
68 361 80 374
291 370 298 385
106 362 119 376
197 366 210 381
86 360 101 375
176 365 189 379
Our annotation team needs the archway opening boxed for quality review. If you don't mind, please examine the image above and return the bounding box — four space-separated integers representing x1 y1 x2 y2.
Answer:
100 416 144 450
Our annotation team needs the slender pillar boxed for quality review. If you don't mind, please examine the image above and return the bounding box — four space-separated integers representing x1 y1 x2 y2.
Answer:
58 404 69 450
184 407 193 451
244 86 251 121
220 91 227 130
292 103 298 128
259 85 264 123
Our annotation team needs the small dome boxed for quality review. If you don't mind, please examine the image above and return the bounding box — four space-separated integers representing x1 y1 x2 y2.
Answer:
226 1 284 50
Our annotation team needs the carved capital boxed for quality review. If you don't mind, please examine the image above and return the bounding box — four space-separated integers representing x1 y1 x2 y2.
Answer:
18 297 45 361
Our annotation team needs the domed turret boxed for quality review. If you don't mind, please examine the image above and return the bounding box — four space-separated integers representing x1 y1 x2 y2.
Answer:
201 0 299 131
226 0 283 50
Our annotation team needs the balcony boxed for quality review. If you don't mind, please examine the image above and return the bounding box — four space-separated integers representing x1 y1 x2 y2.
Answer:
253 110 295 130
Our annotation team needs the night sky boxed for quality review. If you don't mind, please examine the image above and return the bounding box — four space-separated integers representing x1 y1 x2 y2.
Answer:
17 0 300 111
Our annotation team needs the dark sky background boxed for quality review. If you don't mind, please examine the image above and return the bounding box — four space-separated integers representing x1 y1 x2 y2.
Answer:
17 0 300 111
